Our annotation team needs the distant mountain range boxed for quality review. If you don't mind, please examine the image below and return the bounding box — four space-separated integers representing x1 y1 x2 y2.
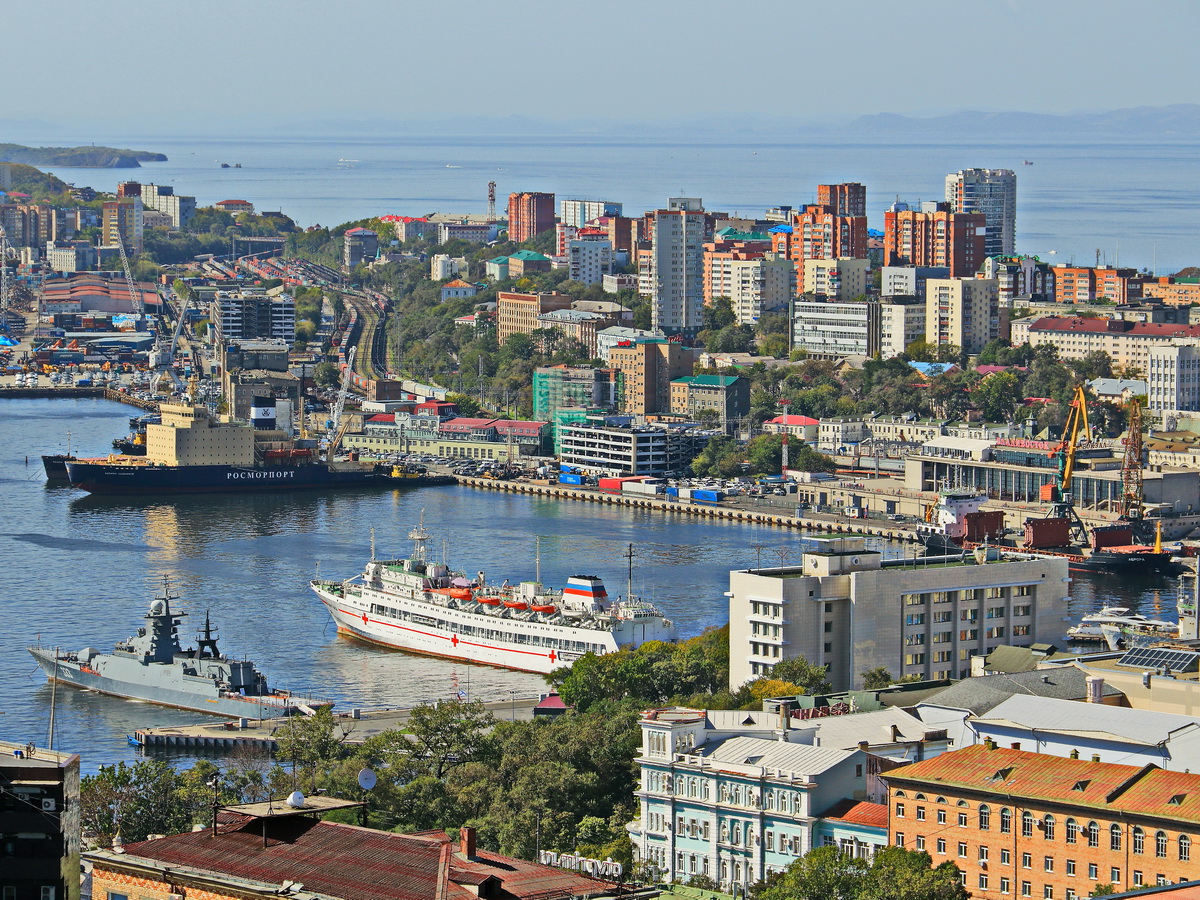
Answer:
840 104 1200 137
0 143 166 168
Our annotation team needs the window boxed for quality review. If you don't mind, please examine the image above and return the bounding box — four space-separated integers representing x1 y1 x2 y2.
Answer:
1066 859 1076 876
1156 830 1167 858
979 875 989 890
979 804 991 830
1001 808 1013 833
1087 822 1099 847
1111 868 1121 884
959 812 968 827
1023 811 1035 837
1021 881 1032 897
916 835 926 850
1022 852 1032 869
1088 864 1098 879
916 806 926 820
1180 833 1191 862
106 895 128 900
895 832 905 847
937 809 947 825
1001 849 1011 865
1043 815 1055 840
40 892 56 900
1044 856 1054 873
1066 818 1078 844
1043 888 1054 900
1134 826 1145 854
1001 877 1011 894
980 846 990 862
1133 871 1144 887
937 839 947 854
958 842 967 858
895 802 905 817
1066 891 1077 900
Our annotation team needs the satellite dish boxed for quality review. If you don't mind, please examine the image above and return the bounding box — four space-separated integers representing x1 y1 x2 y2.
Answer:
357 768 377 791
286 790 306 808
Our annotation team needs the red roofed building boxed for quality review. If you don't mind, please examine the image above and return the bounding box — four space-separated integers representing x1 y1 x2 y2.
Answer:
762 413 820 442
886 744 1200 898
1011 315 1200 374
215 199 255 214
88 814 634 900
441 277 480 302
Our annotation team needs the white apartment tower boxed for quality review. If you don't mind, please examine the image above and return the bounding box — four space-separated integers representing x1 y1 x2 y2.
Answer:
560 199 622 228
567 239 614 285
945 168 1016 257
648 198 708 334
1147 341 1200 414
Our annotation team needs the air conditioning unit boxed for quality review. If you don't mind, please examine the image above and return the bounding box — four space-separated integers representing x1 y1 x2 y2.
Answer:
41 798 56 812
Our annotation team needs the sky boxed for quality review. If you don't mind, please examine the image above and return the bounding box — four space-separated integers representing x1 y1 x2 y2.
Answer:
7 0 1200 135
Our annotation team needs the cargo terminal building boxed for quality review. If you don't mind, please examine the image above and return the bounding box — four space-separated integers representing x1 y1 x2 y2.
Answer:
903 437 1200 514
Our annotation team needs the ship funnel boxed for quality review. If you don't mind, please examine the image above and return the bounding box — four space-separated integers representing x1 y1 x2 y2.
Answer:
251 396 277 430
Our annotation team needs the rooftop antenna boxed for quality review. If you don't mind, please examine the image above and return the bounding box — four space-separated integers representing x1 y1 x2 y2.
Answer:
370 526 376 562
535 536 541 585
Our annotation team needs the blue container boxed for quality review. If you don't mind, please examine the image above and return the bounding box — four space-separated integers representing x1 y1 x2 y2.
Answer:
664 486 679 497
692 489 724 503
559 473 584 485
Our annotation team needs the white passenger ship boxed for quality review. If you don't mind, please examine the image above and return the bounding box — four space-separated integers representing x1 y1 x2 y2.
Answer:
311 518 677 674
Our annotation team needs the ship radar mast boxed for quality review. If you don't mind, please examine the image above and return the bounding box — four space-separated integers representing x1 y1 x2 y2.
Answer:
196 610 221 659
408 509 431 564
625 543 635 601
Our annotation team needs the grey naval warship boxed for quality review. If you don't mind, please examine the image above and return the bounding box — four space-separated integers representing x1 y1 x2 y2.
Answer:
29 579 331 718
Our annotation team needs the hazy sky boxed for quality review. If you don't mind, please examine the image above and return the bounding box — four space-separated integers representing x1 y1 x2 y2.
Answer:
8 0 1200 132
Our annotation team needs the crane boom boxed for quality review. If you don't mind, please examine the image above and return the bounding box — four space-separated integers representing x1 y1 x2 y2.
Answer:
327 346 356 458
114 226 143 321
1048 384 1091 499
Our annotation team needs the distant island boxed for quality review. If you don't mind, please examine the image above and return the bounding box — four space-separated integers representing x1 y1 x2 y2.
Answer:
0 143 166 168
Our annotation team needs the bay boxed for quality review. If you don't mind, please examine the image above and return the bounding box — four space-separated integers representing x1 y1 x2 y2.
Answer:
31 131 1200 274
1 398 1188 772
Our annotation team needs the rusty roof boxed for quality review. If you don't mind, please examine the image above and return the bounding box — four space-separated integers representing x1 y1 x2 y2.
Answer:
819 799 889 830
113 819 616 900
886 745 1200 824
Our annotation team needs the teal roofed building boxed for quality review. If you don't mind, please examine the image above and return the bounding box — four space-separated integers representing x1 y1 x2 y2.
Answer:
507 249 552 277
670 374 750 426
714 226 770 242
485 256 510 281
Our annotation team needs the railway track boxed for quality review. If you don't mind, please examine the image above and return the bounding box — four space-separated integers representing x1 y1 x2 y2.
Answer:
339 290 389 382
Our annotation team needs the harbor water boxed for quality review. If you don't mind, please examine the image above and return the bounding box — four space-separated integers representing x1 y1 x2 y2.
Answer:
0 398 1186 770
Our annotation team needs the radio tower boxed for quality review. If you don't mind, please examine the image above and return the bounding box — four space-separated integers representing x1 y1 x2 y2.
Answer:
487 181 496 223
780 398 790 477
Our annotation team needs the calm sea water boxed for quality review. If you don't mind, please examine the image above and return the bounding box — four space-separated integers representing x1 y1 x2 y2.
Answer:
1 398 1188 771
32 132 1200 274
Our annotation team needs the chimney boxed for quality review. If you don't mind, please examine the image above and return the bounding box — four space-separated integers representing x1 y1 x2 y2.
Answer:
891 724 902 743
1011 743 1021 750
1086 675 1104 703
460 825 477 859
984 738 997 750
778 701 792 733
1092 754 1101 762
858 741 869 751
1070 749 1080 759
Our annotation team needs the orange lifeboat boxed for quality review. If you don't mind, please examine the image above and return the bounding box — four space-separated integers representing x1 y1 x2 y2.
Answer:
477 595 502 606
503 599 529 610
434 587 473 601
531 604 557 614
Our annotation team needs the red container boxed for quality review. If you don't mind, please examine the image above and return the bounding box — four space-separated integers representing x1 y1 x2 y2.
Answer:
1024 517 1072 549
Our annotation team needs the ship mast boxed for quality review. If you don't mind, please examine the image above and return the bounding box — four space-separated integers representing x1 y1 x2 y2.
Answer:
625 543 635 600
408 509 430 564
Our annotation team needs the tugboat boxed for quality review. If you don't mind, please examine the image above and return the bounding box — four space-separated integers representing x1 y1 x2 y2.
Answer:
29 578 330 717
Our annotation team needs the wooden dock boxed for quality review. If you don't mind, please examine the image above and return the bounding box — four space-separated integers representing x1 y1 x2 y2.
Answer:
133 695 544 753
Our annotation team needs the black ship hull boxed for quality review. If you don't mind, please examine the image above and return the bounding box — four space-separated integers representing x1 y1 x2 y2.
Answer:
65 459 385 494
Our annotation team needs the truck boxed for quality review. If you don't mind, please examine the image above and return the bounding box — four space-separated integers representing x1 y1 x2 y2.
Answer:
691 489 725 504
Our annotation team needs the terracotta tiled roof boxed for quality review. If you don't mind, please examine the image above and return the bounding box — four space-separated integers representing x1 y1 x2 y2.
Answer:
886 745 1200 825
1027 316 1200 338
820 799 889 829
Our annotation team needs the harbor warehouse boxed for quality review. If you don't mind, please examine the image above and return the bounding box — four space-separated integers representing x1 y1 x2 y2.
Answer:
728 537 1069 690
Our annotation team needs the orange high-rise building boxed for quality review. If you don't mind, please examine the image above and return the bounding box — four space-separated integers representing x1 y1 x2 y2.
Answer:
883 202 986 278
507 191 555 243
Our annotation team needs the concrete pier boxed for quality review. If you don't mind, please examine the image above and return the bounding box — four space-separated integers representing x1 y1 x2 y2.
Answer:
133 695 544 753
456 476 922 544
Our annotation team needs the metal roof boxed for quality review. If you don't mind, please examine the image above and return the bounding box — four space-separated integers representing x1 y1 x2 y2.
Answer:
695 735 857 778
970 694 1200 747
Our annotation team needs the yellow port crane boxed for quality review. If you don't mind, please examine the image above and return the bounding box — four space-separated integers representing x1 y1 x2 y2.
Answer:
1044 384 1092 543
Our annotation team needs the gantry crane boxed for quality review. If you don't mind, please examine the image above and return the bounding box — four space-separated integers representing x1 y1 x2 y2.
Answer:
1120 400 1145 523
1044 384 1092 543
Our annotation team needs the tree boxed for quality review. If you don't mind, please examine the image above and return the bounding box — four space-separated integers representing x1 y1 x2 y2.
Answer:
974 371 1022 422
860 667 894 690
407 698 497 778
858 847 968 900
756 845 868 900
791 444 836 473
314 361 338 389
1089 886 1116 897
767 656 832 695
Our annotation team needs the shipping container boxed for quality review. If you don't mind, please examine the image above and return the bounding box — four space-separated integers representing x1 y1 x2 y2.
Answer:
1039 483 1058 502
664 486 679 497
692 489 725 504
598 477 629 493
677 487 693 500
1023 517 1072 549
622 482 663 496
559 473 584 485
964 510 1006 543
1091 524 1135 551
